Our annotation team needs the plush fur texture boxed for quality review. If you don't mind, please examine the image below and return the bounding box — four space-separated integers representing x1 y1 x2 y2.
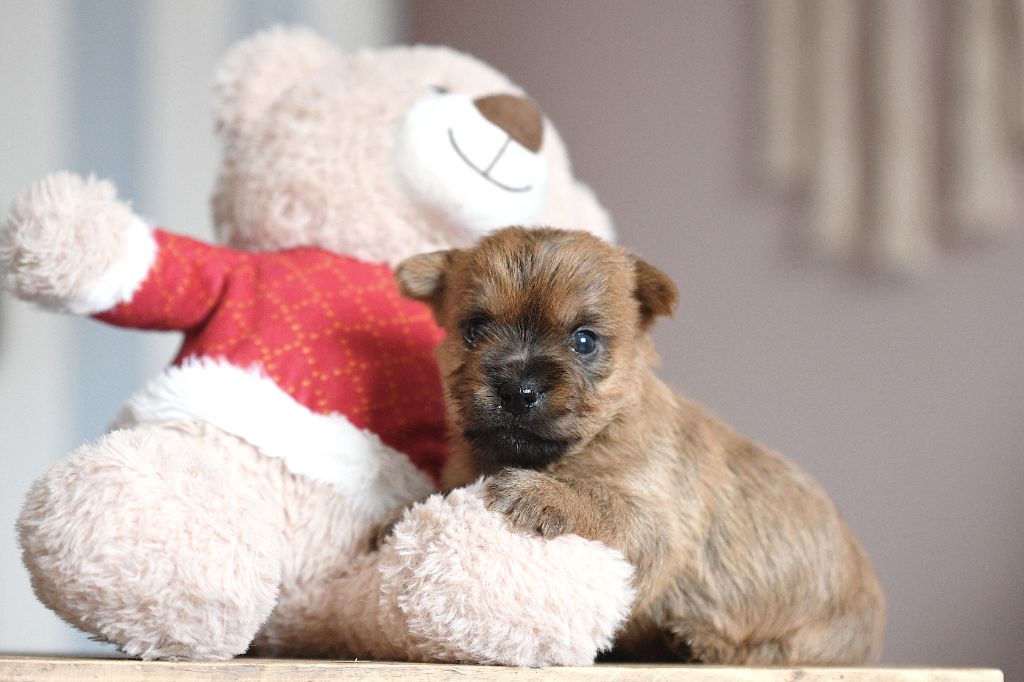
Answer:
18 422 290 659
253 481 635 666
382 481 634 665
5 26 627 663
396 227 887 665
113 358 434 520
0 173 155 314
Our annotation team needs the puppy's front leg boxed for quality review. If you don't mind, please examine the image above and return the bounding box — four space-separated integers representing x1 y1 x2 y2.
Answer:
485 469 622 544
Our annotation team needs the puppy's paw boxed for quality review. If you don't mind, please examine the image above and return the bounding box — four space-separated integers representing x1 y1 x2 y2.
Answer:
662 622 744 664
485 469 575 538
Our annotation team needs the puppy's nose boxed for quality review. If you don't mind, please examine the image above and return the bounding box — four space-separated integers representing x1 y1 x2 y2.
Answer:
474 94 544 152
498 377 540 416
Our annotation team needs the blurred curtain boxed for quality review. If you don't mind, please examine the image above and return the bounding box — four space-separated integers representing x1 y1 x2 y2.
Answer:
756 0 1024 275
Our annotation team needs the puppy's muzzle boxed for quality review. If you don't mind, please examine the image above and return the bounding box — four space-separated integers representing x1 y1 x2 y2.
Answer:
498 377 542 416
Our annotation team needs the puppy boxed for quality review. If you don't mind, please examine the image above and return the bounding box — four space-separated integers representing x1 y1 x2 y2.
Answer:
393 227 885 664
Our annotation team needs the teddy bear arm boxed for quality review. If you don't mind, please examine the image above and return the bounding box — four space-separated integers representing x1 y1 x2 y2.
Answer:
1 172 152 314
94 228 243 332
375 481 638 666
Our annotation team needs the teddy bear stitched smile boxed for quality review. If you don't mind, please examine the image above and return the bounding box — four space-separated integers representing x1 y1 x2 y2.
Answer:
445 92 544 193
396 89 550 233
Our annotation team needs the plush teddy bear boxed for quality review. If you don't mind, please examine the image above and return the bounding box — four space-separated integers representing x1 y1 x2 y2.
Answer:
2 26 633 664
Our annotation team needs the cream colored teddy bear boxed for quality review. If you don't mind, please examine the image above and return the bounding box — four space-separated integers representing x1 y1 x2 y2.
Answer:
2 27 632 664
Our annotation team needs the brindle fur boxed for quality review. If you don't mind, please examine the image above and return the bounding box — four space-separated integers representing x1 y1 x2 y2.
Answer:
393 227 885 664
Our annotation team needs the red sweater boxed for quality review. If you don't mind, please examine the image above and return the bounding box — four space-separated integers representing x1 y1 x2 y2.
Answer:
97 229 448 481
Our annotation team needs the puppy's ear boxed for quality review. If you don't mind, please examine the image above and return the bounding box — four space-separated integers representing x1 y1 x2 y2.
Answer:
633 257 678 326
395 249 458 315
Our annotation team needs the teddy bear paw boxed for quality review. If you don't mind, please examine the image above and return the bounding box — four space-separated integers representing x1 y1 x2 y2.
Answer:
1 171 156 314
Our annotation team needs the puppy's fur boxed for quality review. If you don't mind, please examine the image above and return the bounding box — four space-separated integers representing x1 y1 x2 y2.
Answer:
395 227 885 664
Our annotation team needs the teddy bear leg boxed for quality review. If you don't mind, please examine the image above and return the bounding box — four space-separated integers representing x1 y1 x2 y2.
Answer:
17 421 287 660
250 455 431 660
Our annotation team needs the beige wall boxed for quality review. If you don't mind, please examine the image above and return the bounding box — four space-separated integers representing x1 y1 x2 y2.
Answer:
411 1 1023 677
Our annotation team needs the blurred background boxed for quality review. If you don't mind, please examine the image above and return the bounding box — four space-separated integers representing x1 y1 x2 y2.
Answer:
1 1 1020 677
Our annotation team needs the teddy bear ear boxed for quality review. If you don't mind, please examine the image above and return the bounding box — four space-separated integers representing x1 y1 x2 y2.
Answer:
632 256 678 326
395 249 458 316
213 25 340 142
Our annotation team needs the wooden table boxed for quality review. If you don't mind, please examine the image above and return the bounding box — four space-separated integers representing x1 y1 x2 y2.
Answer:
0 656 1003 681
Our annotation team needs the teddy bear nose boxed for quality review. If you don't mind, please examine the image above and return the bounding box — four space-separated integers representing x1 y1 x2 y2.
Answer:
474 94 544 153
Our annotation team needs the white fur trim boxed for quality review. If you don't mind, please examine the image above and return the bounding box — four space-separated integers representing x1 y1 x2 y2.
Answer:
113 358 434 519
68 216 158 315
396 93 547 237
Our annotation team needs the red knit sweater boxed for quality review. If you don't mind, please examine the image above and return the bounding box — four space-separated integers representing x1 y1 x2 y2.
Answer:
96 229 448 481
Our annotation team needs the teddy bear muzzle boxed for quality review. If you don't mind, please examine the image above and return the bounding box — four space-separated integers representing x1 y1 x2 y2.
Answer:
395 89 549 237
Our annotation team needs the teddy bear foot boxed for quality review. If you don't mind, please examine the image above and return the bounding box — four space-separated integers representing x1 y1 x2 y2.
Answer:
17 422 286 659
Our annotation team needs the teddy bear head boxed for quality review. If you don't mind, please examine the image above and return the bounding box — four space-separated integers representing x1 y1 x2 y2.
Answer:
211 26 613 266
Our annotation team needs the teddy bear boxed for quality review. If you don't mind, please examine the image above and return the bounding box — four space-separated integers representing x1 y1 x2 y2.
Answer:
2 26 634 664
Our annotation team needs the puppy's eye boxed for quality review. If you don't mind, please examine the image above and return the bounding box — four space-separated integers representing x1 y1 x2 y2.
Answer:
429 84 450 95
462 317 487 345
570 329 598 356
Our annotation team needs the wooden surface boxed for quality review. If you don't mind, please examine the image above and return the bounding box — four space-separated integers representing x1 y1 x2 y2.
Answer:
0 657 1003 681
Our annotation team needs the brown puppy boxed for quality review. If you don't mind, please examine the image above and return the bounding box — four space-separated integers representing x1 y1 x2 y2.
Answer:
394 227 885 664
